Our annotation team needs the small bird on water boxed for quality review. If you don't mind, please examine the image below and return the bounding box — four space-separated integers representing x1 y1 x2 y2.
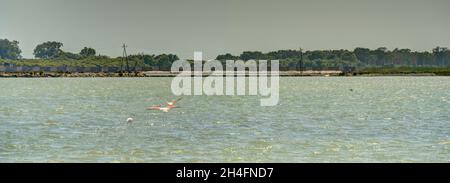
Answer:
126 117 134 123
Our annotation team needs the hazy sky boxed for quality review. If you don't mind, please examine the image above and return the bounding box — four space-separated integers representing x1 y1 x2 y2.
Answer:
1 0 450 59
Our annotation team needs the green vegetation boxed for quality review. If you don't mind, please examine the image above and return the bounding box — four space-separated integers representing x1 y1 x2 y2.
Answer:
1 39 180 70
358 67 450 76
216 47 450 69
1 57 122 67
33 41 64 59
1 38 450 74
0 39 22 60
79 47 96 57
0 55 178 68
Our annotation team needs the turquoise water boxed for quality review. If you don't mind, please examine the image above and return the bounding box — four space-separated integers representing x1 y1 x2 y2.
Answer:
0 77 449 162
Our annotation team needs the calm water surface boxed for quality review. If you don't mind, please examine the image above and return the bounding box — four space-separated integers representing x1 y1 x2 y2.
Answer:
0 77 449 162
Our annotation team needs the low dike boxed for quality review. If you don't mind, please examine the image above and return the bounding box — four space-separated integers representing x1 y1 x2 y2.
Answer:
0 65 344 77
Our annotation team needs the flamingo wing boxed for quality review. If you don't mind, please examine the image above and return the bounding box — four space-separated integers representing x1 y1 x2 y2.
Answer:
146 105 161 110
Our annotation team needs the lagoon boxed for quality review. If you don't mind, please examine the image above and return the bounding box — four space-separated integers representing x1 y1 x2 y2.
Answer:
0 77 449 162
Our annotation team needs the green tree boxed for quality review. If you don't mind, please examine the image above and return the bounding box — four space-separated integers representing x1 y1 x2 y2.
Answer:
0 39 22 60
33 41 63 59
267 50 302 60
373 47 388 66
80 47 96 57
216 53 239 61
354 47 371 65
142 54 156 66
155 54 179 70
433 47 449 66
239 51 265 61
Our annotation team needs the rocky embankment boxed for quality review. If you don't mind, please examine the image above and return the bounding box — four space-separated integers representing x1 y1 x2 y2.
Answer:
0 70 354 77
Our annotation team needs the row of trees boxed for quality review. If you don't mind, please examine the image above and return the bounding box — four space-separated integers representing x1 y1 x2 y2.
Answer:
216 47 450 69
0 39 97 60
2 39 450 69
0 39 180 69
33 41 97 60
125 53 179 69
353 47 450 67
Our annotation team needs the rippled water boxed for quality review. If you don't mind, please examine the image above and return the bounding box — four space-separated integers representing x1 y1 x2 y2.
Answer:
0 77 449 162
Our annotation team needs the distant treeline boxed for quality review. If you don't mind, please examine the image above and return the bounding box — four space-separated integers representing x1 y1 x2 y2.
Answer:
0 39 179 69
216 47 450 69
1 39 450 70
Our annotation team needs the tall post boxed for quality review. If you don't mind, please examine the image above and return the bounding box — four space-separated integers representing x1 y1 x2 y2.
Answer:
122 43 130 72
298 47 303 73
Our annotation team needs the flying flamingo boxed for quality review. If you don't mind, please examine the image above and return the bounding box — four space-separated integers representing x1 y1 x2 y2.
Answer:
160 97 182 108
146 105 177 113
145 97 182 113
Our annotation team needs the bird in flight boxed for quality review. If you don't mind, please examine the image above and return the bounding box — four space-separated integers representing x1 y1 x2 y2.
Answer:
160 97 182 108
146 105 176 113
145 97 182 113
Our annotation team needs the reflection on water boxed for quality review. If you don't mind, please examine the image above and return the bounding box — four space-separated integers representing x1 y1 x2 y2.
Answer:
0 77 449 162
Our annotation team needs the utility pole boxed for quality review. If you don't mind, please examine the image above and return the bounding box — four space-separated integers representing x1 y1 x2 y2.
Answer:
121 43 130 72
298 47 303 73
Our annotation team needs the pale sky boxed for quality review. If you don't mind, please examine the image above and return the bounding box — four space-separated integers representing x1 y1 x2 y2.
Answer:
1 0 450 59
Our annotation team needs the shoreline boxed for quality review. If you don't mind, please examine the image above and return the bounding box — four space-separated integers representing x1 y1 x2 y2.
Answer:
0 71 447 77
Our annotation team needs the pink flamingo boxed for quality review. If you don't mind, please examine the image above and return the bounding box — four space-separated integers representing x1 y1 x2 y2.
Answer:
146 105 177 113
145 97 182 113
160 97 182 108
